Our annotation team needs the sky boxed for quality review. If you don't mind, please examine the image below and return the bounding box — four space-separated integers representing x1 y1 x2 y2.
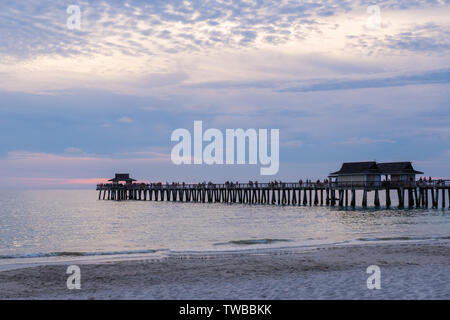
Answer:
0 0 449 189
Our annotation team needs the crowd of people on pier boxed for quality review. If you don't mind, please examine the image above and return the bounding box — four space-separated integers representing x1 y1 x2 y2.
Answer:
97 177 449 189
418 177 448 186
98 179 333 189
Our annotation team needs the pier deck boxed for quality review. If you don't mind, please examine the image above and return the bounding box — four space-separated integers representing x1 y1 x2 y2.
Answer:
97 180 450 209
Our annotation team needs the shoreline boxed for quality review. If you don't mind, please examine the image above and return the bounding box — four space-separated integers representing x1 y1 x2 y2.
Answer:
1 237 448 271
1 241 449 299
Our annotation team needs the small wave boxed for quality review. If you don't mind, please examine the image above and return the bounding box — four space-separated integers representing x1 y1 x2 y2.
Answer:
357 236 450 242
0 249 166 260
214 239 291 246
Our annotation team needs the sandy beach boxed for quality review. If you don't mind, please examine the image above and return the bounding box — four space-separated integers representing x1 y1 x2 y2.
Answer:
0 241 449 300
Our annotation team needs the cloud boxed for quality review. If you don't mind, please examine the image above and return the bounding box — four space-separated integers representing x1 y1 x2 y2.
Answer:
278 68 450 93
2 150 171 166
0 150 172 188
0 0 449 95
64 147 82 153
282 140 304 148
0 0 331 58
419 127 450 139
8 177 110 187
1 0 446 61
337 137 396 145
117 116 133 123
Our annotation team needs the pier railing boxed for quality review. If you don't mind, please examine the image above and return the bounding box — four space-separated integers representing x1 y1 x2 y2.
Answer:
97 180 450 190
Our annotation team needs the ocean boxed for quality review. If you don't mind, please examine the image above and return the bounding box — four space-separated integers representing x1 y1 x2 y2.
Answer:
0 190 449 264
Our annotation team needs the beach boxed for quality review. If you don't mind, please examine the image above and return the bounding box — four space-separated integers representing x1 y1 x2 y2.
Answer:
1 241 449 300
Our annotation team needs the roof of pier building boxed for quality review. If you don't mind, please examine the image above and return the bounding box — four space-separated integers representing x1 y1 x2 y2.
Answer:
329 161 423 177
329 161 379 176
377 162 423 175
108 173 137 183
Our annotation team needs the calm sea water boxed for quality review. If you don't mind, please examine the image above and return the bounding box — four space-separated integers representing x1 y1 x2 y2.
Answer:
0 190 449 261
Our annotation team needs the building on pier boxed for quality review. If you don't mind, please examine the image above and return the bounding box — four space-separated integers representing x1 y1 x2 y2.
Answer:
329 161 424 185
108 173 136 185
328 161 381 184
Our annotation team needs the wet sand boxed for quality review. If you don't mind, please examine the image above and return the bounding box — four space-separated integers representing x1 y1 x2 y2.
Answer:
1 242 449 299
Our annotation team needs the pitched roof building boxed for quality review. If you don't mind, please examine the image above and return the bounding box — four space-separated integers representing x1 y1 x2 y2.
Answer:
329 161 423 184
108 173 136 184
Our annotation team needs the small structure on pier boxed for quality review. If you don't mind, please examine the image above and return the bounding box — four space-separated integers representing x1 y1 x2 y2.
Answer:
328 161 381 184
108 173 136 185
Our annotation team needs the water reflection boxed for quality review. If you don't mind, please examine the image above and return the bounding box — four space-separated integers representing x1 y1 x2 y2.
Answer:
0 190 448 259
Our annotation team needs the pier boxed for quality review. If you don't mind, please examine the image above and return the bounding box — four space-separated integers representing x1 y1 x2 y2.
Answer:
96 180 450 209
96 162 449 209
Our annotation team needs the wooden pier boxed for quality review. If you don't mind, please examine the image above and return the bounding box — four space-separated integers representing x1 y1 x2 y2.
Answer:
96 180 450 209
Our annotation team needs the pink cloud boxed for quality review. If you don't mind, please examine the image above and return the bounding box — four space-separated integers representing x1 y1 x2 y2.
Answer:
11 177 110 186
9 178 150 187
3 150 170 165
0 151 170 188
